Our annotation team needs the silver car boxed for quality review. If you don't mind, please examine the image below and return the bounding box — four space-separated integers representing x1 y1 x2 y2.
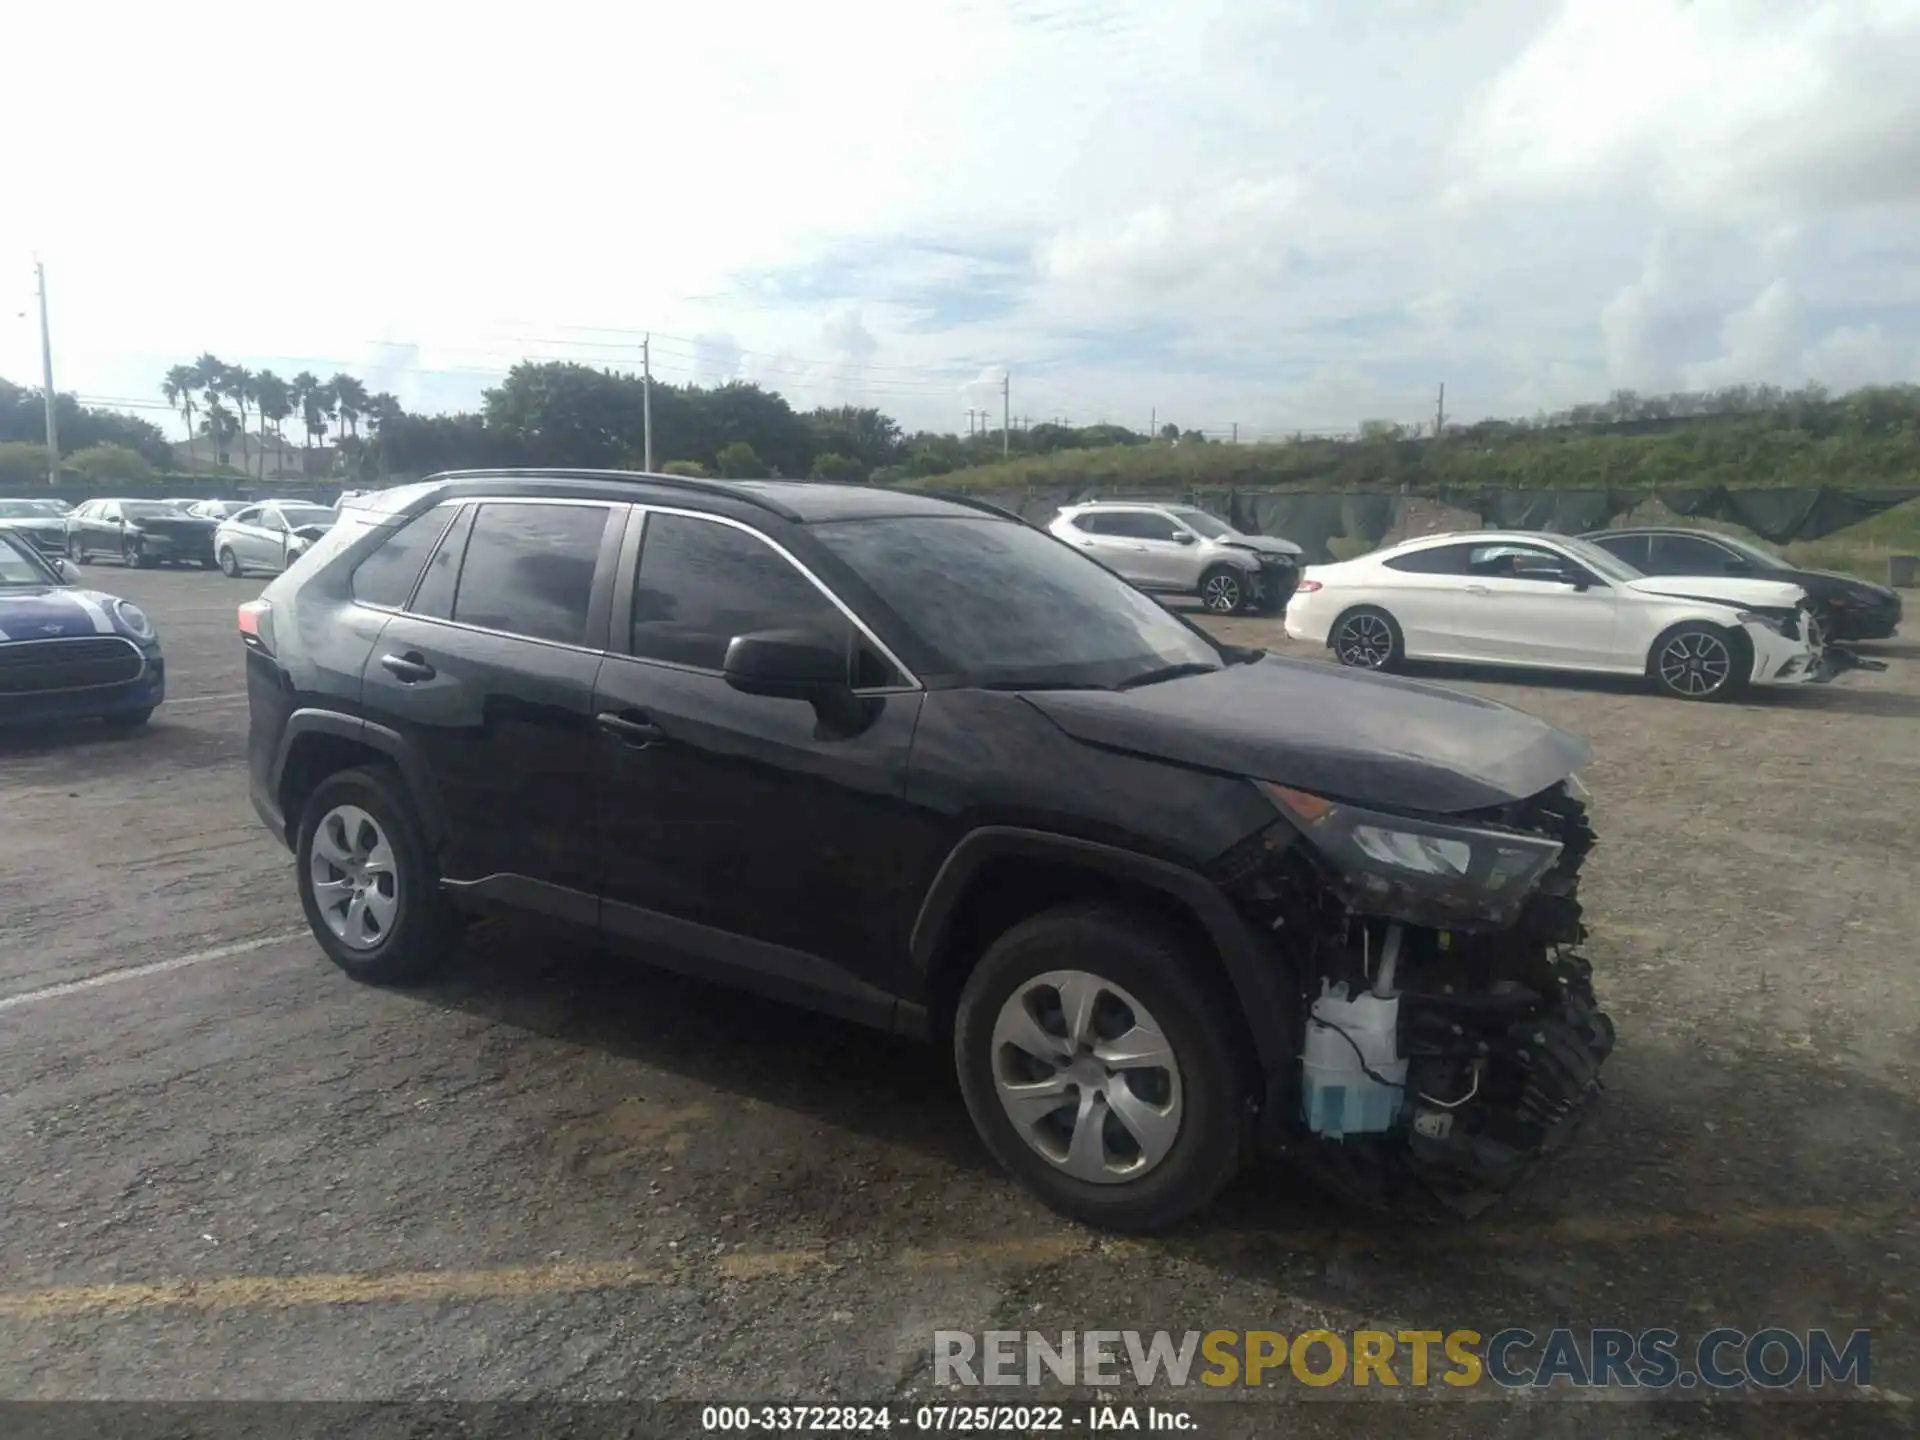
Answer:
1049 500 1304 614
214 501 338 578
184 499 252 522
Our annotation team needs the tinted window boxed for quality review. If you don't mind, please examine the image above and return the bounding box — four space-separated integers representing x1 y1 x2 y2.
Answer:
1103 511 1179 540
1467 542 1568 578
631 513 852 673
813 516 1220 688
409 505 474 618
1589 533 1649 569
450 502 612 645
1070 512 1122 535
1650 534 1737 574
351 502 460 609
1383 543 1478 574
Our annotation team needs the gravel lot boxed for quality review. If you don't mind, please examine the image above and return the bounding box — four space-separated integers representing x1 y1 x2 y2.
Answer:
1 566 1915 1437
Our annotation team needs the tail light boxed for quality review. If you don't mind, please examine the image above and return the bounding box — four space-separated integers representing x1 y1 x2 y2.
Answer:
238 599 276 656
1295 578 1323 593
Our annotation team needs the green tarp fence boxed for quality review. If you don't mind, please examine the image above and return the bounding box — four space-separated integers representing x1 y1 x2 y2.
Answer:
1009 484 1920 564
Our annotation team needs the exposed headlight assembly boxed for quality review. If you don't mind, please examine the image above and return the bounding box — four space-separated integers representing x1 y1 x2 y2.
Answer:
111 599 155 641
1255 780 1564 928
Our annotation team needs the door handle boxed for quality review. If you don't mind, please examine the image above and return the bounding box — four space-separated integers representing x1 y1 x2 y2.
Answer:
379 652 436 683
596 711 665 746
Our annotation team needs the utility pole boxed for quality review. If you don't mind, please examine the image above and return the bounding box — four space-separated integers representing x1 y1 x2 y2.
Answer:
1150 407 1156 439
642 335 654 471
1435 382 1446 437
1231 422 1238 445
1001 371 1010 458
35 259 59 486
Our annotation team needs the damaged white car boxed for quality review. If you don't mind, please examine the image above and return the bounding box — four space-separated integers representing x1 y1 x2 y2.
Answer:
1285 531 1859 701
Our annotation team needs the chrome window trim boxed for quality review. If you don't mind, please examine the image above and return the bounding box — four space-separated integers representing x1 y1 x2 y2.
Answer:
620 503 924 693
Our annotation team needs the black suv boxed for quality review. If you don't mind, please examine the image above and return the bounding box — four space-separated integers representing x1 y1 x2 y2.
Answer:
244 470 1614 1231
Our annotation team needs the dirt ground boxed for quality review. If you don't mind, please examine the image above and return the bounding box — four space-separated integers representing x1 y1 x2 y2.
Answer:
1 567 1915 1438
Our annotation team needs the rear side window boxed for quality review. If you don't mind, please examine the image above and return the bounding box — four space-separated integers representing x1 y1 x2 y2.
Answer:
1383 543 1477 574
351 502 460 609
1589 532 1649 568
630 512 851 672
1649 534 1735 573
450 502 613 646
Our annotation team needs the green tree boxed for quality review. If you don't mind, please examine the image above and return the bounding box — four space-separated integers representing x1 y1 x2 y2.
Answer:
808 451 865 482
661 459 712 477
330 373 370 441
290 372 329 457
199 399 240 466
0 441 52 485
254 370 293 470
68 443 157 483
225 365 255 476
161 364 197 444
716 441 763 477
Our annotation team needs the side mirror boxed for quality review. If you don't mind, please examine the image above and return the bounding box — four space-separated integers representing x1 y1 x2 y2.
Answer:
724 628 869 731
1172 532 1196 544
55 558 81 585
723 628 849 700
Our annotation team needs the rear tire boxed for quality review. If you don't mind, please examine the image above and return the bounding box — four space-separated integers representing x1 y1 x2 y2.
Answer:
953 903 1248 1233
1648 622 1747 702
123 537 156 570
1330 605 1404 671
66 537 85 563
295 765 456 985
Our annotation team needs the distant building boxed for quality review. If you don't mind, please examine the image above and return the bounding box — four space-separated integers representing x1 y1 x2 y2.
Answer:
169 434 334 478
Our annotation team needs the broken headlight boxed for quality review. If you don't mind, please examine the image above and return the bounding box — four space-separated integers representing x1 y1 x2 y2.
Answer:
1255 781 1565 928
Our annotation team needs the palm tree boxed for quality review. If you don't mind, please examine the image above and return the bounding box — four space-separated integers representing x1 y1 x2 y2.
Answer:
192 354 230 469
199 398 238 467
254 370 293 474
161 365 198 447
289 372 327 456
225 366 255 477
329 372 370 442
364 392 404 480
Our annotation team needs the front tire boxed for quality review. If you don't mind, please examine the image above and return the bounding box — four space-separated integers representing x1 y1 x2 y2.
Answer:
1331 605 1404 671
1649 623 1746 701
66 537 85 564
295 765 456 985
218 547 243 578
953 903 1248 1233
123 536 156 570
1199 565 1251 614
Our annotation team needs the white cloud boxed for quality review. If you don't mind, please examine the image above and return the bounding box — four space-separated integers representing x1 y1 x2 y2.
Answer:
1801 323 1915 390
1682 279 1805 388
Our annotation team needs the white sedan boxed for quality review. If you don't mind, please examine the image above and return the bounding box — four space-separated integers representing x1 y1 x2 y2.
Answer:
1284 531 1828 701
213 501 338 578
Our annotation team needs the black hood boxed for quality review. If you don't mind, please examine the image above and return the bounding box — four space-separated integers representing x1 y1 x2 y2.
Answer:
1797 566 1897 602
131 516 217 534
1020 655 1591 815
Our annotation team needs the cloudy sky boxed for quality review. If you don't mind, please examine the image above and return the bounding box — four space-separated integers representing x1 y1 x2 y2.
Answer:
4 0 1919 441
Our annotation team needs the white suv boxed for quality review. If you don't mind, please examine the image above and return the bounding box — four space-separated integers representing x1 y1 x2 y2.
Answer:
1049 501 1304 614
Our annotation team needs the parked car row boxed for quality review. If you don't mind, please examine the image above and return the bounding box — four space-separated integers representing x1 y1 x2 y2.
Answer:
15 496 342 578
1284 529 1894 701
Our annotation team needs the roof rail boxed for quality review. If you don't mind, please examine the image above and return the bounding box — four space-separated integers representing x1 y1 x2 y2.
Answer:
422 468 804 521
919 490 1032 524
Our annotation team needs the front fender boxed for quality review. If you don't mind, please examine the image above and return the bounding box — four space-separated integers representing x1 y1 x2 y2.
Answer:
907 826 1296 1082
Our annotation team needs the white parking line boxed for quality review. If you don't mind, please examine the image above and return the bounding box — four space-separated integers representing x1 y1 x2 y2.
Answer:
165 692 247 707
0 929 310 1014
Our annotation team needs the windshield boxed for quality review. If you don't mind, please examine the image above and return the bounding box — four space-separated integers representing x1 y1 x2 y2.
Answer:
813 516 1222 688
0 532 52 584
280 504 336 527
0 500 66 518
122 501 189 520
1170 507 1234 540
1557 535 1645 584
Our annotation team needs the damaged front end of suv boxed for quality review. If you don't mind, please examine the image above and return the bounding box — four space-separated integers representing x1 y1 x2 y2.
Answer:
1215 772 1614 1220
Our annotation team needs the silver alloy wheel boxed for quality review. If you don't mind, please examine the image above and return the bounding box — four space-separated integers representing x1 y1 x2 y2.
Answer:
308 804 401 951
219 547 241 578
1335 612 1394 669
1202 571 1242 612
990 969 1183 1185
1658 629 1733 696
